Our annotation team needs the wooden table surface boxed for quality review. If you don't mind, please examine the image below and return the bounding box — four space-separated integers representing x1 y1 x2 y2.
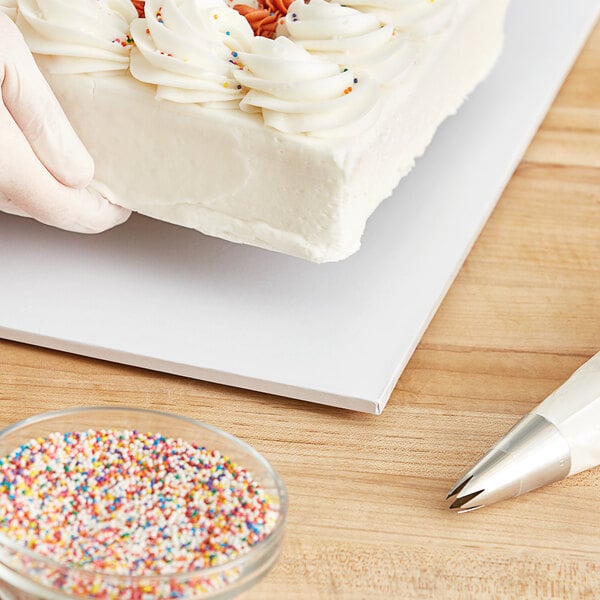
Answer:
2 22 599 600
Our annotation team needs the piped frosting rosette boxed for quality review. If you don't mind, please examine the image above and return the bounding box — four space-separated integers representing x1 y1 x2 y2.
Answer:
16 0 137 73
130 0 254 107
340 0 456 37
0 0 17 21
234 35 380 137
283 0 415 85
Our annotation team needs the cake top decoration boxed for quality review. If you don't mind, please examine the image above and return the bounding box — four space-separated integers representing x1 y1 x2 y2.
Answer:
17 0 136 73
16 0 138 73
283 0 416 84
130 0 253 107
340 0 457 36
235 35 381 137
12 0 460 136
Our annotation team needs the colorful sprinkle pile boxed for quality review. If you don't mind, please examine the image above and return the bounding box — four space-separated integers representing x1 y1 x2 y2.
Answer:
0 430 279 598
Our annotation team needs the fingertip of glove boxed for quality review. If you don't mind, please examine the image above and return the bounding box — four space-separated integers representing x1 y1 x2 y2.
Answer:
79 188 131 233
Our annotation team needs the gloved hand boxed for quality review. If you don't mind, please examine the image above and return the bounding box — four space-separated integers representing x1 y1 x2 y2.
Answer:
0 13 130 233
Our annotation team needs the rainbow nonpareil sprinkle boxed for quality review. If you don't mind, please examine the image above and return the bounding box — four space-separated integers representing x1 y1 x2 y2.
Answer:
0 430 279 598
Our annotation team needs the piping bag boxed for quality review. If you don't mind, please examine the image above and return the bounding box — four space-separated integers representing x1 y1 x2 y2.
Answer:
447 351 600 511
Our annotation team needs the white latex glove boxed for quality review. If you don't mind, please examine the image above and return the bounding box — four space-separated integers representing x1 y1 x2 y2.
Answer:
0 13 130 233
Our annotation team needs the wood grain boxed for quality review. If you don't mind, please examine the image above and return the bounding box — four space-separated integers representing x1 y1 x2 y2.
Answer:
1 22 599 600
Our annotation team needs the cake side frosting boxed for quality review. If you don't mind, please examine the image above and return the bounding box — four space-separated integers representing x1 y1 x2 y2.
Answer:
338 0 508 257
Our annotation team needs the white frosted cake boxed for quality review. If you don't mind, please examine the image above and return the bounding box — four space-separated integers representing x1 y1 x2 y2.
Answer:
7 0 509 262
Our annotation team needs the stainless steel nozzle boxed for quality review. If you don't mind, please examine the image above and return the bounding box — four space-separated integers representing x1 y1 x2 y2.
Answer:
447 413 571 512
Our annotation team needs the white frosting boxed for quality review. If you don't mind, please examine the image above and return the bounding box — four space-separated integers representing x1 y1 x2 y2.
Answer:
16 0 137 73
340 0 457 36
130 0 254 107
284 0 416 84
235 36 380 136
21 0 508 262
0 0 17 21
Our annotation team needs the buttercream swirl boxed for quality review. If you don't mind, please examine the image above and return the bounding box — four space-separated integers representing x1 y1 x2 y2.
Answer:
340 0 456 36
283 0 415 85
234 35 380 137
0 0 17 21
130 0 254 107
16 0 137 73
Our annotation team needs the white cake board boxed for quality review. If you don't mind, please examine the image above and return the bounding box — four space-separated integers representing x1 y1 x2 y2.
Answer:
1 0 597 414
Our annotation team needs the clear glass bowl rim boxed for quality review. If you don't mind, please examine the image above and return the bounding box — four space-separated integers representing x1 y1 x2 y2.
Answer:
0 406 288 583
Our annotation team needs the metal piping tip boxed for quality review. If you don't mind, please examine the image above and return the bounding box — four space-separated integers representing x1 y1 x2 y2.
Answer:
447 473 488 512
445 475 473 500
446 413 572 512
448 488 484 510
456 504 484 514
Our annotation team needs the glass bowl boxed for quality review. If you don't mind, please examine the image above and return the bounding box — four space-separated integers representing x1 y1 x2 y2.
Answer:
0 407 287 600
